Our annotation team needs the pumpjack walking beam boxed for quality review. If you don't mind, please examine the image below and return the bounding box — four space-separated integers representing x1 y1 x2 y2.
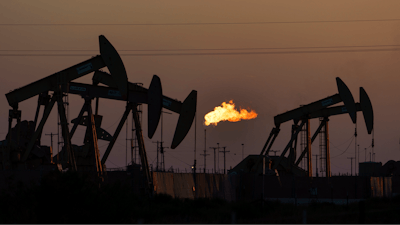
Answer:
5 55 105 109
4 35 128 170
269 86 372 177
5 35 128 109
92 70 197 149
255 77 358 175
61 74 195 179
64 77 196 150
273 78 357 127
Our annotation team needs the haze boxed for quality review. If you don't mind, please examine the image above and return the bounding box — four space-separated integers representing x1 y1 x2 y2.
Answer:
1 0 399 175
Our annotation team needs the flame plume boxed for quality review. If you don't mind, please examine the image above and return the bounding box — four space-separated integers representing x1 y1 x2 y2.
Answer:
204 100 258 126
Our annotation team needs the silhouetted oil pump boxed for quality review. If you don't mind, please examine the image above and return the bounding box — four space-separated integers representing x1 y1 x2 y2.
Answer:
2 36 197 194
253 78 373 177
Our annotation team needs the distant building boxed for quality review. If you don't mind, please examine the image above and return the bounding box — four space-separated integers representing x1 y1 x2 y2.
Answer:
359 162 382 176
359 160 400 177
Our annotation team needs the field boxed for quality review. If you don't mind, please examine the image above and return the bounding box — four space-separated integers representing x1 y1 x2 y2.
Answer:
0 171 398 223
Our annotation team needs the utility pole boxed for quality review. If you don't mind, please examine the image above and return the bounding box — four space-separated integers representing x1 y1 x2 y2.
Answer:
354 127 357 176
160 142 169 171
372 138 375 163
365 148 367 162
153 141 159 171
270 150 280 156
193 112 197 173
201 129 209 173
131 103 141 165
193 112 197 199
160 111 172 172
357 144 360 175
348 157 354 176
126 115 128 167
45 132 58 162
209 147 217 174
241 143 244 160
313 154 319 177
217 143 220 173
126 128 137 164
219 147 229 174
129 129 135 164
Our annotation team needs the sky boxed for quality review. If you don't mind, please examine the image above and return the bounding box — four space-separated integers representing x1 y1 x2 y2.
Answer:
0 0 400 176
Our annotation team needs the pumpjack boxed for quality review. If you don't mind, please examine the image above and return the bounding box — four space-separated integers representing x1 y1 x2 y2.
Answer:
1 35 197 194
251 77 373 177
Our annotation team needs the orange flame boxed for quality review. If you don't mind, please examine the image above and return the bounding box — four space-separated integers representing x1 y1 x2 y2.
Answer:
204 100 258 126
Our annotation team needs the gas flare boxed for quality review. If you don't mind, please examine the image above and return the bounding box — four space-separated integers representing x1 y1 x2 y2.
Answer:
204 100 258 126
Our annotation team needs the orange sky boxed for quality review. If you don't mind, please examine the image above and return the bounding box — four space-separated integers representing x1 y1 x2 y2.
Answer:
1 0 400 175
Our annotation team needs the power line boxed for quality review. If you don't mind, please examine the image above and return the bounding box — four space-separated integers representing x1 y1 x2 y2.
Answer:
2 44 400 52
165 151 191 166
107 159 121 168
1 18 400 26
331 163 348 170
331 136 355 158
1 48 399 57
329 134 355 149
